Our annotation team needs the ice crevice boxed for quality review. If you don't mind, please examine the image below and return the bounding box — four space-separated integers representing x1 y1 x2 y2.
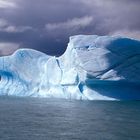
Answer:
0 35 140 100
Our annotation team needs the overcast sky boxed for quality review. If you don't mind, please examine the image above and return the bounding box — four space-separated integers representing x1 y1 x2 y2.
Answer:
0 0 140 56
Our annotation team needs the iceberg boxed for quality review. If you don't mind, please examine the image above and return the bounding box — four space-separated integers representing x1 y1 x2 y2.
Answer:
0 35 140 100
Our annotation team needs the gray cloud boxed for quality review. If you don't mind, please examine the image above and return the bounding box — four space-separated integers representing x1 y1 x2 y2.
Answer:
110 30 140 40
0 18 33 33
0 0 17 8
0 42 19 55
46 16 93 31
0 0 140 56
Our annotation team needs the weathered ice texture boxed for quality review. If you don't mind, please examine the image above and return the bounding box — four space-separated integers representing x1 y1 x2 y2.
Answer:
0 35 140 100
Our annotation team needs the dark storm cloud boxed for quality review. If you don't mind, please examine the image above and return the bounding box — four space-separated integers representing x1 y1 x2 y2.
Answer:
0 0 140 56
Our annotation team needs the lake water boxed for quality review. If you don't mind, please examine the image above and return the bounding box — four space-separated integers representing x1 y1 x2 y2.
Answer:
0 97 140 140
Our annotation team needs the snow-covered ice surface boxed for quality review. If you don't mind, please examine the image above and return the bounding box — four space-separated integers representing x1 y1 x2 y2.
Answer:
0 35 140 100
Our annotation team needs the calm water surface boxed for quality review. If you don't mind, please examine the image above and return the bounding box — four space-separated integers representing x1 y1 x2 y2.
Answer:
0 96 140 140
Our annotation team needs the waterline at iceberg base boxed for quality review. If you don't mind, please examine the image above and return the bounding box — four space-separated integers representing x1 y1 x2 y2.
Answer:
0 35 140 100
